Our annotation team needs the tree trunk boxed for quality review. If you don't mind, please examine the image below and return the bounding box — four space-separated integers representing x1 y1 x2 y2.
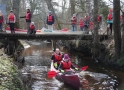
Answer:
46 0 61 30
86 0 92 15
121 12 124 54
113 0 121 59
70 0 75 16
92 0 99 57
13 0 20 28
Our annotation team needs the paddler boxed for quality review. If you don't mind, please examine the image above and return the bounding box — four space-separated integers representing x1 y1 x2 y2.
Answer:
58 54 78 73
51 48 64 70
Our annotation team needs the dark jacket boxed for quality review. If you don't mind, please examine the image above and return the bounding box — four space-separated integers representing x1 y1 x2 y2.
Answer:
46 14 55 25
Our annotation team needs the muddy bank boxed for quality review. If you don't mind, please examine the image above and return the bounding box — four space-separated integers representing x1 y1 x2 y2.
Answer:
59 37 124 70
0 39 26 90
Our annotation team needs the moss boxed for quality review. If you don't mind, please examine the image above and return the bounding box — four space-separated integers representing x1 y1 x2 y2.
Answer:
116 56 124 66
0 53 23 90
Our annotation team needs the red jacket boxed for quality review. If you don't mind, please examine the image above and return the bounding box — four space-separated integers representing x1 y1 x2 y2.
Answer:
26 13 30 20
97 15 101 22
61 60 71 69
71 17 77 25
107 13 112 20
54 53 63 64
8 13 15 23
79 19 84 27
30 25 35 30
48 15 53 22
0 14 4 23
120 15 123 22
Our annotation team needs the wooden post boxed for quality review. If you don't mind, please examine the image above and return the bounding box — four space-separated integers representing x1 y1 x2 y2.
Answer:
52 40 56 51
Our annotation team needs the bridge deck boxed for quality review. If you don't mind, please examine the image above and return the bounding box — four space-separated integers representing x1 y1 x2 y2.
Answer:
0 30 108 40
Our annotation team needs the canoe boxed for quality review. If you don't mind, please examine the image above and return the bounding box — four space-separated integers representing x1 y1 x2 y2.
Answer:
49 62 81 90
5 27 41 34
56 70 81 90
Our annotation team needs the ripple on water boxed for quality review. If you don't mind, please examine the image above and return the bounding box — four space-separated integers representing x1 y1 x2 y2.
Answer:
79 71 118 90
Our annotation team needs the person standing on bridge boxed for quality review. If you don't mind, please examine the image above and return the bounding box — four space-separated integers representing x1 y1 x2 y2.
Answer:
46 11 55 31
107 9 113 35
71 14 77 31
20 9 32 34
7 10 16 33
97 14 102 30
51 48 64 70
79 18 84 31
0 11 4 32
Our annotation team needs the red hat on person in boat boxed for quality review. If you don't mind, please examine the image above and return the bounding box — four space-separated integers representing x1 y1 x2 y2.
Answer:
63 54 70 62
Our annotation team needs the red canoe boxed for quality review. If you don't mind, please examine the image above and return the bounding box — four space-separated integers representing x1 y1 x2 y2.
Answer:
56 71 81 90
48 62 81 90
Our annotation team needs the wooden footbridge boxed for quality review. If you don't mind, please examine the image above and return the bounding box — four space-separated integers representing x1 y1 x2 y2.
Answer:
0 30 108 41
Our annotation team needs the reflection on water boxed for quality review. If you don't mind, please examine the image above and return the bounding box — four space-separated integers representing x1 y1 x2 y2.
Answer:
18 40 124 90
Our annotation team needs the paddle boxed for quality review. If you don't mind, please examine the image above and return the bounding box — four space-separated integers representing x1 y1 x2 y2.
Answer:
80 66 88 71
47 62 58 78
47 65 88 78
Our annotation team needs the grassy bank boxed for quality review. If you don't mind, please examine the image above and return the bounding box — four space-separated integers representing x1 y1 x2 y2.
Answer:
0 49 23 90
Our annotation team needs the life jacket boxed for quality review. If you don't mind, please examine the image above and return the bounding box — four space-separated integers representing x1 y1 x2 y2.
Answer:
61 60 71 69
89 21 93 30
71 17 77 24
120 15 123 22
26 13 30 20
48 15 53 22
30 25 35 30
8 13 14 22
79 20 84 26
97 15 101 22
85 16 90 21
54 53 62 63
107 13 112 20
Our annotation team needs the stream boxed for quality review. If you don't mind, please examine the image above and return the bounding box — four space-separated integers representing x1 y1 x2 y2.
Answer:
17 40 124 90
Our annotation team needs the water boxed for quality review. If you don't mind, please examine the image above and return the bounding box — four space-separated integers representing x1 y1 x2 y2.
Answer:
18 40 124 90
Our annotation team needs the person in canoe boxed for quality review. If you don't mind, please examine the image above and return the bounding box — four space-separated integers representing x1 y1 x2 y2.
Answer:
51 48 64 70
58 54 78 73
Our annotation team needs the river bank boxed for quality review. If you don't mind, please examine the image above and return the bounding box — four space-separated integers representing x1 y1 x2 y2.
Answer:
0 48 24 90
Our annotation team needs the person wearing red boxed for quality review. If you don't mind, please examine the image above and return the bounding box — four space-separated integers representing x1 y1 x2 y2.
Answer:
97 14 102 30
29 22 36 34
89 18 94 33
58 54 78 73
46 11 55 31
7 10 16 33
20 9 32 34
84 14 90 34
79 18 84 31
71 14 77 31
0 11 4 32
107 9 113 35
51 48 64 69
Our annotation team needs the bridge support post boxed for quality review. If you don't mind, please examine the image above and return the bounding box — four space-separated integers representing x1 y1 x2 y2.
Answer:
52 40 56 51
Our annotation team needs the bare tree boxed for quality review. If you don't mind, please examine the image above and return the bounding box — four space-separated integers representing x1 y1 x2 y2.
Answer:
13 0 20 28
92 0 99 57
70 0 75 16
113 0 121 59
121 11 124 54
